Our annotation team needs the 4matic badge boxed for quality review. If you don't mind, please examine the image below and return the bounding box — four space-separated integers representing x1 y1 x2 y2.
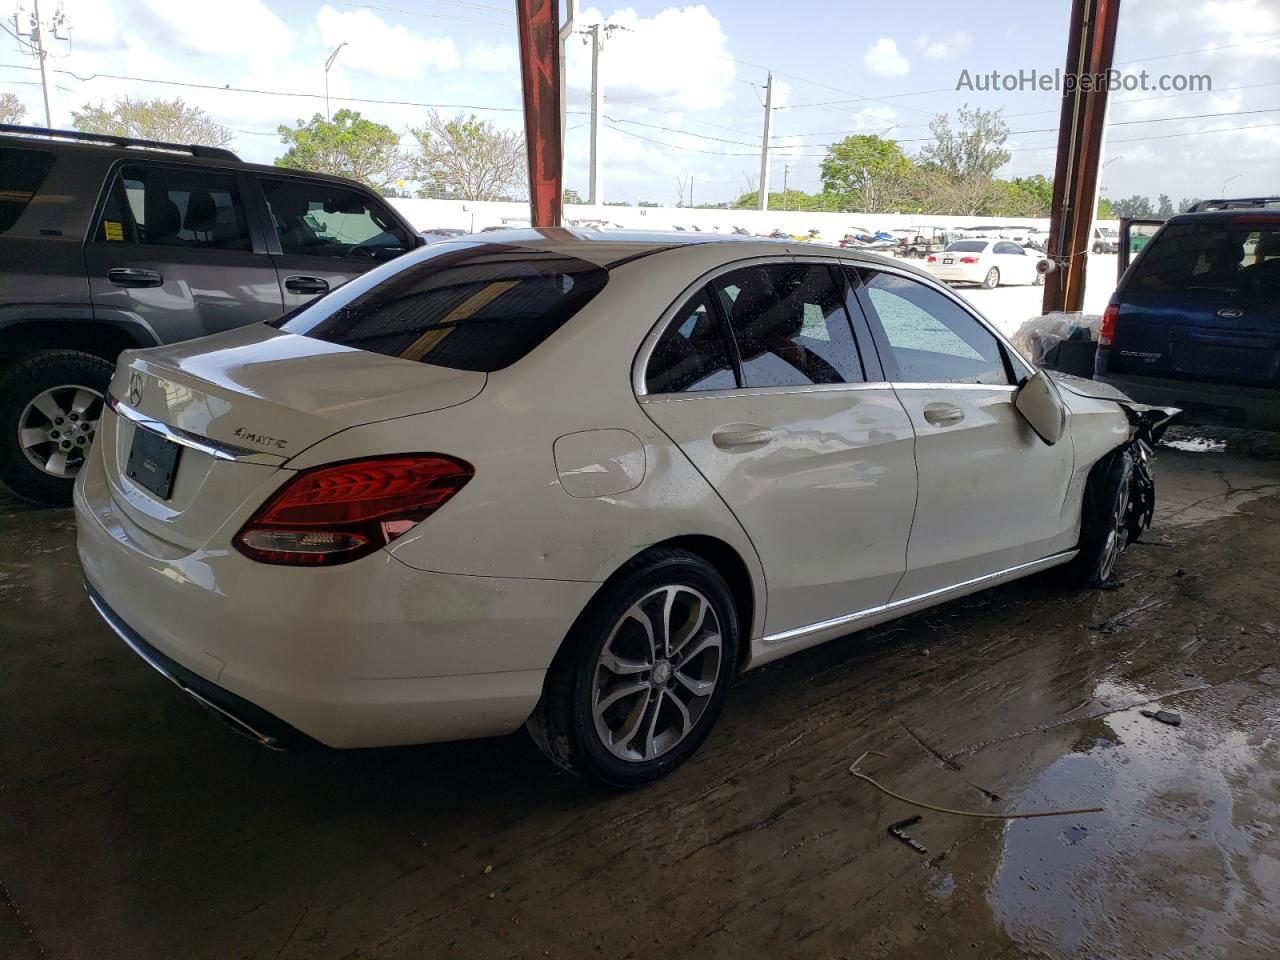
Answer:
232 427 288 450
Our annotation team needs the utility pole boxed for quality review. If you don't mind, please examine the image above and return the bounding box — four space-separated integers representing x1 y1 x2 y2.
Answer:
324 42 347 121
689 176 693 209
558 0 577 162
11 0 69 128
757 71 774 212
782 163 789 203
587 22 604 205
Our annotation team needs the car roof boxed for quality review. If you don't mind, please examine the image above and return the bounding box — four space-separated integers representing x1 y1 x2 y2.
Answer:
429 228 935 277
1165 209 1280 224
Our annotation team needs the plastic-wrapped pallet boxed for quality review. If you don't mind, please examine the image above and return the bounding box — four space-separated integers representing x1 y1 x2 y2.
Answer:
1010 312 1101 377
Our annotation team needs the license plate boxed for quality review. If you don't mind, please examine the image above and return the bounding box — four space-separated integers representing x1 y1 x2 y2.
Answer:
943 257 954 264
126 426 182 500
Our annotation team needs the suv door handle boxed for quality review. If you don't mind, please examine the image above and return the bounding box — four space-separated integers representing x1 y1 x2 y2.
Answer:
284 276 329 295
923 403 964 426
107 267 163 288
712 425 774 449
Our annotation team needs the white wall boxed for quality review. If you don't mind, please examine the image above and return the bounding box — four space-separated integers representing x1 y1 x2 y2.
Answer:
387 197 1117 241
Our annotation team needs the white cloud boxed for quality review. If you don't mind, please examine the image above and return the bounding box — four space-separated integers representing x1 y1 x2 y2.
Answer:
465 42 516 72
569 5 738 112
137 0 292 59
316 4 460 79
863 37 910 78
916 31 972 60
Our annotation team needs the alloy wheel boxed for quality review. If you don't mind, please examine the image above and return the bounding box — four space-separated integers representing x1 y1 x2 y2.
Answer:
18 384 103 478
591 585 724 763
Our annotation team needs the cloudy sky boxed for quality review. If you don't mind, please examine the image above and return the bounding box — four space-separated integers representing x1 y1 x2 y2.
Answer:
1 0 1276 206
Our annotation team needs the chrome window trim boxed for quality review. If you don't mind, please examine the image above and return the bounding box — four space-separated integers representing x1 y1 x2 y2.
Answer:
762 549 1077 647
638 381 895 404
888 382 1019 393
108 397 286 465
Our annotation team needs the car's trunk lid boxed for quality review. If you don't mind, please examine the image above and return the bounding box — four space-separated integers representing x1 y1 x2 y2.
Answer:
101 322 486 550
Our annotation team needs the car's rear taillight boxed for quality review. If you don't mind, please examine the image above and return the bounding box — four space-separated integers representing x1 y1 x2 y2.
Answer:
959 256 980 264
233 455 473 566
1099 301 1119 347
927 255 937 263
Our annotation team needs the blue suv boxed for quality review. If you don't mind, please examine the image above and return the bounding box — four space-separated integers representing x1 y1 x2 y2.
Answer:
1095 201 1280 429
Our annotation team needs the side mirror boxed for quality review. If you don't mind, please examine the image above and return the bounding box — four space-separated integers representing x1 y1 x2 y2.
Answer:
1015 370 1067 444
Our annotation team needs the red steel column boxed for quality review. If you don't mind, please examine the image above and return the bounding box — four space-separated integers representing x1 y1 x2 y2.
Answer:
515 0 563 228
1042 0 1121 313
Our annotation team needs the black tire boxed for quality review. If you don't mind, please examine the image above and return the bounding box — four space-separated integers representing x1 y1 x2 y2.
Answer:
1070 448 1135 587
527 547 740 789
982 267 1000 289
0 349 114 505
1092 243 1103 254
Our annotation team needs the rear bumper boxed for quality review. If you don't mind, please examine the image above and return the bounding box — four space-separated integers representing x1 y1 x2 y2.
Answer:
925 266 983 284
75 444 598 749
1096 369 1280 430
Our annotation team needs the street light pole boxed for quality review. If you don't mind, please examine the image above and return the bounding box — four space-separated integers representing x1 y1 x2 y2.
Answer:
1220 173 1241 197
324 42 347 121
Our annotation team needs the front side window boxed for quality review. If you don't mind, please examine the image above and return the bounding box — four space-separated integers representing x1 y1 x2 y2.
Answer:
277 246 607 372
645 289 738 393
860 271 1009 385
260 177 409 261
713 263 864 387
93 164 251 250
0 146 55 233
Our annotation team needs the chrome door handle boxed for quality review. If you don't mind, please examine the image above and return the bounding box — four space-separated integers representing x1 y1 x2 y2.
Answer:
284 275 329 295
923 403 964 426
107 267 163 288
712 425 774 448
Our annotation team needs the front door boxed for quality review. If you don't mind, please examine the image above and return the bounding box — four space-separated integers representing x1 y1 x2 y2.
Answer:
852 267 1075 599
253 175 414 309
85 162 283 343
638 259 918 637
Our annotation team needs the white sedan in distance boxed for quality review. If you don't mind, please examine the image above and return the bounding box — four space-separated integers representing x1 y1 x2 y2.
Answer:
75 231 1173 788
925 239 1046 288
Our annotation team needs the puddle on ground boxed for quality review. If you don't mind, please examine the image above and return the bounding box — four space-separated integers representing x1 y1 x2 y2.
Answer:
1163 437 1228 454
988 678 1279 959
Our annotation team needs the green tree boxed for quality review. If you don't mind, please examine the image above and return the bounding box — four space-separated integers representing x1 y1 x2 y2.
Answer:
563 188 583 204
73 96 232 146
410 111 525 201
1110 194 1154 218
1009 174 1054 215
819 135 910 212
276 110 407 189
0 92 27 125
1178 197 1202 213
1097 196 1115 219
1155 194 1175 218
918 105 1011 215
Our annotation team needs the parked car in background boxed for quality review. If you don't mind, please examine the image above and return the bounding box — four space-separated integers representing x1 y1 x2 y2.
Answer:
1096 206 1279 429
899 225 955 259
421 227 468 242
0 124 421 504
1093 226 1120 254
76 230 1173 787
925 239 1046 288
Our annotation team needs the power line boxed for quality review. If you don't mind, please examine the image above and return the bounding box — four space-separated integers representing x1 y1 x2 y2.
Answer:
1006 120 1280 153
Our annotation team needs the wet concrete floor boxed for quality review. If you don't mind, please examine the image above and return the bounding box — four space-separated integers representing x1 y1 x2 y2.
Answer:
2 426 1278 959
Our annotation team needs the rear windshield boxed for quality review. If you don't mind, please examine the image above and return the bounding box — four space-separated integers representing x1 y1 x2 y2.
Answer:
276 244 608 372
0 146 55 234
944 240 987 252
1127 220 1280 300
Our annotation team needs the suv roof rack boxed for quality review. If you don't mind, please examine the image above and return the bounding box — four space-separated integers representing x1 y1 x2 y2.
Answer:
1189 197 1280 212
0 123 240 162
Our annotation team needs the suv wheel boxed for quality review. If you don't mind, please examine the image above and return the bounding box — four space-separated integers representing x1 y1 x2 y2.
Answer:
527 548 740 788
0 349 113 505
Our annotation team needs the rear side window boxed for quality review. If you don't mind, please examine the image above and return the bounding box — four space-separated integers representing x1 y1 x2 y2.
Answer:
93 164 251 250
645 289 738 393
1129 220 1280 301
260 177 410 261
277 246 607 372
0 146 55 233
713 263 864 387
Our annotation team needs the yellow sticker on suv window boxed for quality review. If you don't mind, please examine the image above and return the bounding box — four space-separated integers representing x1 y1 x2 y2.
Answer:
103 220 123 241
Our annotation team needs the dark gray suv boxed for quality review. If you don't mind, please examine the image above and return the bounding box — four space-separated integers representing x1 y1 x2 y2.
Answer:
0 124 423 503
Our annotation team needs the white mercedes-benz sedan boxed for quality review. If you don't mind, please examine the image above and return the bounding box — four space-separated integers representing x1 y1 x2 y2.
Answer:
924 239 1046 288
75 231 1173 787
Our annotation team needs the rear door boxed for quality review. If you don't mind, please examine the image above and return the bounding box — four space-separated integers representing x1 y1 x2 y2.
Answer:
251 174 414 308
1112 217 1280 386
852 267 1074 598
84 162 283 344
637 258 918 637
